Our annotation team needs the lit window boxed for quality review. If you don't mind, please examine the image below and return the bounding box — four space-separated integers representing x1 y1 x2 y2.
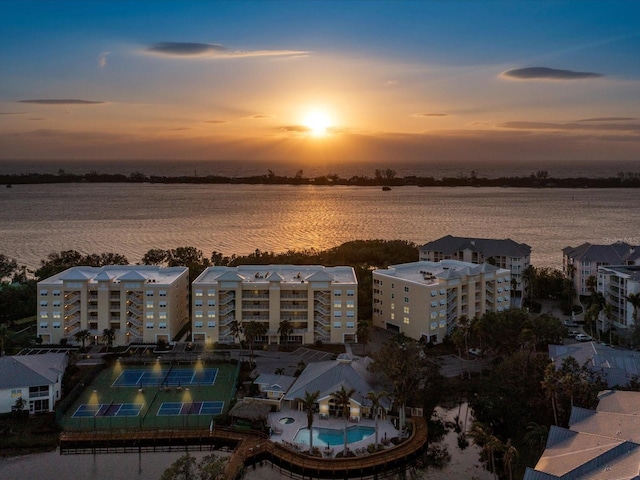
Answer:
403 306 410 314
439 319 446 328
430 312 437 319
207 289 216 296
346 300 355 308
146 301 154 309
391 303 395 310
40 313 48 319
390 313 395 320
195 311 203 318
52 311 61 319
146 313 154 319
334 301 342 308
194 290 203 297
403 317 409 324
158 312 167 319
207 311 216 318
430 322 438 330
439 310 446 317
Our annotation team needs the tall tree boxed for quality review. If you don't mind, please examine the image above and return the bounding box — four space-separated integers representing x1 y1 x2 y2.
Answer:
0 323 13 357
277 319 293 348
74 329 91 349
367 390 386 449
243 321 267 367
295 390 320 454
332 385 356 456
102 328 115 352
0 254 18 282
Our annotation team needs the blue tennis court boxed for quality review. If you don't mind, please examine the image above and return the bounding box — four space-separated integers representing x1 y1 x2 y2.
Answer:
112 367 218 387
72 403 143 417
157 401 224 416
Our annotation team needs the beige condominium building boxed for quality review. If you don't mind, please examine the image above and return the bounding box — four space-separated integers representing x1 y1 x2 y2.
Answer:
373 260 511 343
597 265 640 337
419 236 530 307
37 266 189 346
191 265 358 346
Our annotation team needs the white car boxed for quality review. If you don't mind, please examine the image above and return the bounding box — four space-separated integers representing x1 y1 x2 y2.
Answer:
575 333 592 342
468 348 482 356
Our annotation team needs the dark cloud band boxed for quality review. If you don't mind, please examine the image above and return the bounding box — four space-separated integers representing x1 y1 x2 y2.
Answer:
146 42 226 56
19 99 106 105
502 67 603 80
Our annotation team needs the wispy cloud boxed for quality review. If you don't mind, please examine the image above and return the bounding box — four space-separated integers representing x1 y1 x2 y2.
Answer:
280 125 310 133
144 42 307 59
19 99 106 105
500 120 640 133
501 67 603 80
98 52 110 68
576 117 636 122
413 113 449 117
251 114 275 119
0 112 27 115
204 120 228 124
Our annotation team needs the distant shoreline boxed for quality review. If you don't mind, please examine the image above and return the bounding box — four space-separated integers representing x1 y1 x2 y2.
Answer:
2 171 640 188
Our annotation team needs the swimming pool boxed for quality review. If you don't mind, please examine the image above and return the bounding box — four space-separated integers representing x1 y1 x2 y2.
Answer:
293 425 375 447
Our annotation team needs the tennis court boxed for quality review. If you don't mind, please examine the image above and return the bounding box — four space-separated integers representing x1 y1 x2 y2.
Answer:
112 367 218 387
157 401 224 416
72 402 143 418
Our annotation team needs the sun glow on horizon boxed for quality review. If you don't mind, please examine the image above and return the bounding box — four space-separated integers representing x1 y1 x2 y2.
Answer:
303 111 332 137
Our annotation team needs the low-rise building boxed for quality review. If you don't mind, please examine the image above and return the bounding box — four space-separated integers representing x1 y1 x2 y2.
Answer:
419 236 530 307
37 266 189 346
191 265 358 346
597 264 640 337
0 353 68 414
372 260 511 343
563 242 640 297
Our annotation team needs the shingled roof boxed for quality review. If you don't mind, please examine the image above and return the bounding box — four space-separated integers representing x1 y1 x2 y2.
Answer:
421 235 531 258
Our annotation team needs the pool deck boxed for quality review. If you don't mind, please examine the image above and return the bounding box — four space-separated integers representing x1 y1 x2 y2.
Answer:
267 407 399 457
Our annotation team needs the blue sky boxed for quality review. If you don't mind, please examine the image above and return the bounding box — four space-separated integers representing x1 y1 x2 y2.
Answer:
1 0 639 167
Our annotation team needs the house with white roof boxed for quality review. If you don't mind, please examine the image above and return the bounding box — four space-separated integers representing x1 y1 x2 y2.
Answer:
37 266 189 346
524 390 640 479
191 265 358 346
283 354 391 421
373 260 511 343
0 353 68 414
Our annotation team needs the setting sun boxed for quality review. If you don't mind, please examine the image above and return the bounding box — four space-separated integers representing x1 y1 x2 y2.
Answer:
303 111 332 137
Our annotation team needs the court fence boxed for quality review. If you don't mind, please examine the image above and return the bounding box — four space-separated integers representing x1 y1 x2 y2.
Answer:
55 363 106 425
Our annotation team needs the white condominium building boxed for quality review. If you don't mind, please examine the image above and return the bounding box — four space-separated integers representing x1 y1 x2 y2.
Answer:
37 266 189 346
419 236 530 307
564 242 640 297
597 265 640 334
191 265 358 346
372 260 511 344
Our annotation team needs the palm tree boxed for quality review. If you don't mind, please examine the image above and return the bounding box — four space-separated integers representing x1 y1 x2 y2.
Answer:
295 390 320 454
524 422 548 454
502 439 518 480
367 391 386 449
243 321 267 367
229 320 243 359
625 292 640 325
0 323 13 357
277 319 293 348
357 320 371 355
74 329 91 350
332 385 355 456
102 328 115 351
586 275 597 295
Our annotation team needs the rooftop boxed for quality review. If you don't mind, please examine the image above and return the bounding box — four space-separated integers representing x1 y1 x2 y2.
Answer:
420 235 531 257
0 353 68 390
374 260 508 286
563 242 640 264
38 265 188 285
193 265 358 285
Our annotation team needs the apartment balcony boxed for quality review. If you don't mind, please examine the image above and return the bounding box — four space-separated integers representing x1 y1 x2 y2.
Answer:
110 302 120 311
242 293 269 300
281 304 308 311
88 294 98 301
109 315 121 323
242 314 269 321
280 315 307 322
109 293 121 301
242 304 269 311
281 293 308 300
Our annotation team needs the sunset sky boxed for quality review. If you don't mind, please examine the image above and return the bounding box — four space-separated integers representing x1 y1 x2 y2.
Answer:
1 0 640 169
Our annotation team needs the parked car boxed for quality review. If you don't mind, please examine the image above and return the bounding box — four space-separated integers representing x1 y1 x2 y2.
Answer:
567 330 580 338
575 333 592 342
468 348 482 356
564 320 578 327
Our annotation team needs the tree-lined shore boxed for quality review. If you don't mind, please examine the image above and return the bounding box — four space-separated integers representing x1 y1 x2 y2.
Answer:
2 168 640 188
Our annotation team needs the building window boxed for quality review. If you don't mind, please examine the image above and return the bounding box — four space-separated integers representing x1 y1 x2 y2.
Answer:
11 389 22 398
146 301 154 309
29 385 48 397
431 301 438 307
158 301 167 308
40 301 48 307
430 312 437 319
208 300 216 307
40 313 48 319
439 319 446 328
346 311 355 318
146 313 154 319
39 321 48 328
334 290 342 296
194 290 203 297
207 311 216 318
158 312 167 320
430 322 438 330
390 313 395 320
195 311 203 318
40 290 48 296
32 399 49 413
334 311 342 318
346 290 355 296
194 321 204 328
146 290 154 297
52 322 61 329
440 289 446 295
52 311 61 319
346 322 355 329
346 300 355 308
403 306 410 313
146 322 154 329
159 290 167 297
391 283 395 289
430 291 437 297
333 321 342 328
404 286 409 293
158 322 167 329
403 317 409 324
391 303 395 310
53 290 61 296
207 321 216 328
334 300 342 308
439 310 446 317
440 299 446 305
194 300 203 307
207 289 216 296
53 301 61 307
404 296 409 303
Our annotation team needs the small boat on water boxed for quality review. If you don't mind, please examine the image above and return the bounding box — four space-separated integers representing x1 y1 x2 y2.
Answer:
382 186 391 191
